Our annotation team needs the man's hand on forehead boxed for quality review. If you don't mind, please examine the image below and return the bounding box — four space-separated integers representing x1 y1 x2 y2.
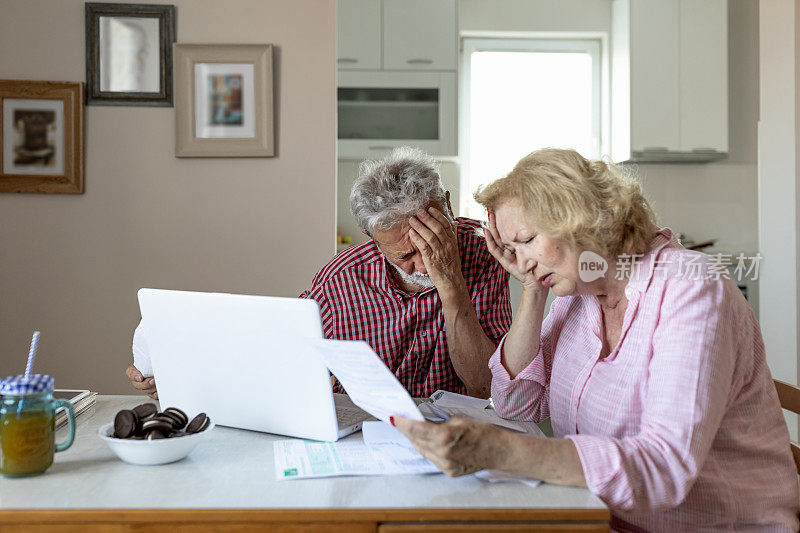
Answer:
408 207 454 248
410 206 452 234
407 206 464 296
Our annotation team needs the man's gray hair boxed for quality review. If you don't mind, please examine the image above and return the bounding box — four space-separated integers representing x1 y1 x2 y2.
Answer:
350 147 448 235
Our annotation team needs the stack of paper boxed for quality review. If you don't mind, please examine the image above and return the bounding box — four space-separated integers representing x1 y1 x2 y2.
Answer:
422 390 545 437
273 339 543 487
275 422 438 480
54 389 97 429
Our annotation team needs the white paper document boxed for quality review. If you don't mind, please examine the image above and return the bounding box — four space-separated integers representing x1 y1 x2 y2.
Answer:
419 403 528 433
274 437 382 480
362 420 541 487
308 339 424 423
474 469 542 488
360 421 439 474
279 340 544 486
274 422 541 487
422 390 537 435
274 422 438 480
429 389 491 410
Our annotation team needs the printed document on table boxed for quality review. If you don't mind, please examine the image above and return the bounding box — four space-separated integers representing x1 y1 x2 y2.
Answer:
474 469 542 488
419 403 528 433
425 390 545 437
429 390 491 410
360 422 541 485
274 423 541 485
361 421 439 474
274 424 438 480
308 338 424 423
274 437 386 480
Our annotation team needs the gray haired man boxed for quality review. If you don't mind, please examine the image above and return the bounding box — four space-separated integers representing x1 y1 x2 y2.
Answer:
300 147 511 398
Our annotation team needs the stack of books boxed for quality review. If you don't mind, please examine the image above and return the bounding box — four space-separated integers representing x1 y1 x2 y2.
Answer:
54 389 98 429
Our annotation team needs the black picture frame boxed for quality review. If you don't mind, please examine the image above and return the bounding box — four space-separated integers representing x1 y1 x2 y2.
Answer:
85 3 176 106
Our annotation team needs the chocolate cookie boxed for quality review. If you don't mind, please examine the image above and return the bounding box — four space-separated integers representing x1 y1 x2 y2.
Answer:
186 412 210 434
146 430 168 440
141 418 173 435
114 409 137 438
158 411 182 430
163 407 188 430
132 402 158 420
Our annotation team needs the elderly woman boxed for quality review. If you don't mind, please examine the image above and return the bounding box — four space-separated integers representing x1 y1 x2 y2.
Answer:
393 148 800 532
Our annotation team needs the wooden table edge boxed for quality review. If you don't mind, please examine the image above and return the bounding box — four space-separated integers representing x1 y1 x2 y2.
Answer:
0 508 610 524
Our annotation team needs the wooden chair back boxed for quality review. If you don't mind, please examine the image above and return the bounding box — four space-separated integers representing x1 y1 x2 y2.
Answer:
775 379 800 475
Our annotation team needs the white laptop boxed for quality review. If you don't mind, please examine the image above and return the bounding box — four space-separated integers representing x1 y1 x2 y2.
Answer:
137 288 371 441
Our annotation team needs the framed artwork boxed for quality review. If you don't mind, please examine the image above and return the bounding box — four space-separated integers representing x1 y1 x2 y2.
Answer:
85 3 176 106
0 80 84 194
174 44 274 157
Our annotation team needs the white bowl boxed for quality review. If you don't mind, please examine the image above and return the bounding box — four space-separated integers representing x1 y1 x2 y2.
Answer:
97 421 214 465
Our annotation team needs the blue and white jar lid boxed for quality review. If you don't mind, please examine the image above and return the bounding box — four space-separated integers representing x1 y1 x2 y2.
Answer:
0 374 54 395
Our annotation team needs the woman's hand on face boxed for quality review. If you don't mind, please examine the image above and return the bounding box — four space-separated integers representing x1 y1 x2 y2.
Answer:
485 210 545 292
392 415 504 476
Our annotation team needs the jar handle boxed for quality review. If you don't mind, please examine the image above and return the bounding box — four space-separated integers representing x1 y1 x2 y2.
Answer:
53 398 76 452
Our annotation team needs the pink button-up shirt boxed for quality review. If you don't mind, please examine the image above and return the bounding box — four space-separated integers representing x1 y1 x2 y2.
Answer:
490 229 800 532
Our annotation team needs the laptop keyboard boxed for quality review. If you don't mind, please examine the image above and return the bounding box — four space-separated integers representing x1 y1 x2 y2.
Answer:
336 405 371 428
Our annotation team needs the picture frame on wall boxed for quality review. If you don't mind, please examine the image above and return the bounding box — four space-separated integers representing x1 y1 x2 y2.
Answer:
0 80 84 194
174 44 274 157
85 3 176 106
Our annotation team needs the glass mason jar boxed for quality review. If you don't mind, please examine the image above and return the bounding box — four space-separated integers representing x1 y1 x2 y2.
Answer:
0 375 76 477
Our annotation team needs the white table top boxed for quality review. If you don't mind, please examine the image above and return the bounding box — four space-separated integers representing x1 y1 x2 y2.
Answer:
0 396 606 511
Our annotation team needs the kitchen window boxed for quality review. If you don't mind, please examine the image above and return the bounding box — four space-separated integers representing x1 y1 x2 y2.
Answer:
460 37 603 218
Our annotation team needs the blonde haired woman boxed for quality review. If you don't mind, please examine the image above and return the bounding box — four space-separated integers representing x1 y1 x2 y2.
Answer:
392 149 799 532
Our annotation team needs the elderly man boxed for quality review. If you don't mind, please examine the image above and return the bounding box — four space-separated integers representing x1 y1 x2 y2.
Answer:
299 147 511 397
126 147 511 398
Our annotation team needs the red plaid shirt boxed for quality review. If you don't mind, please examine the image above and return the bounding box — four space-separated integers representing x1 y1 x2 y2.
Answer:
300 217 512 397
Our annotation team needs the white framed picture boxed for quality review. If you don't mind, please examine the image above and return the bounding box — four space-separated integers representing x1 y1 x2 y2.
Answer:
174 44 274 157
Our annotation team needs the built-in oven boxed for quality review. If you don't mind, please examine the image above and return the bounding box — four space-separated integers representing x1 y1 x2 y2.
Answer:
337 71 456 159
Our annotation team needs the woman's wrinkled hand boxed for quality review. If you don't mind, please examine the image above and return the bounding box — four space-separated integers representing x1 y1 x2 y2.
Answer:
484 210 545 293
392 415 505 476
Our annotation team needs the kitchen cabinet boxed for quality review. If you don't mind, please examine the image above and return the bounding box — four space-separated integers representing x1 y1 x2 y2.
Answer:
336 0 458 157
611 0 728 163
678 0 727 153
383 0 457 71
337 0 457 71
337 0 381 70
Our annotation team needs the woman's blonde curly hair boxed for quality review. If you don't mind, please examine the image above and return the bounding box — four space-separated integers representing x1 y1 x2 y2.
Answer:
474 148 658 259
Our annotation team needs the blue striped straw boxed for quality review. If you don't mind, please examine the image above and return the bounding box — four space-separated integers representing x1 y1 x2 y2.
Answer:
24 331 40 379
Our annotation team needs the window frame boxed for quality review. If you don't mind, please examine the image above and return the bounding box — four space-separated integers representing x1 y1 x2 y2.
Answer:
459 35 605 217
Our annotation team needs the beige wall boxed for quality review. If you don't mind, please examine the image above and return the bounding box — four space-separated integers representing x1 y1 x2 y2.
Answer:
757 0 799 438
0 0 336 393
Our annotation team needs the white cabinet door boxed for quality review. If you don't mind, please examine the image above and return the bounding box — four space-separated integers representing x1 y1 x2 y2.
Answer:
629 0 680 152
382 0 457 71
679 0 727 152
337 0 381 70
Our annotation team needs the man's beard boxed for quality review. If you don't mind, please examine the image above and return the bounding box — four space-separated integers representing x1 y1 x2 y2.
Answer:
387 259 435 289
